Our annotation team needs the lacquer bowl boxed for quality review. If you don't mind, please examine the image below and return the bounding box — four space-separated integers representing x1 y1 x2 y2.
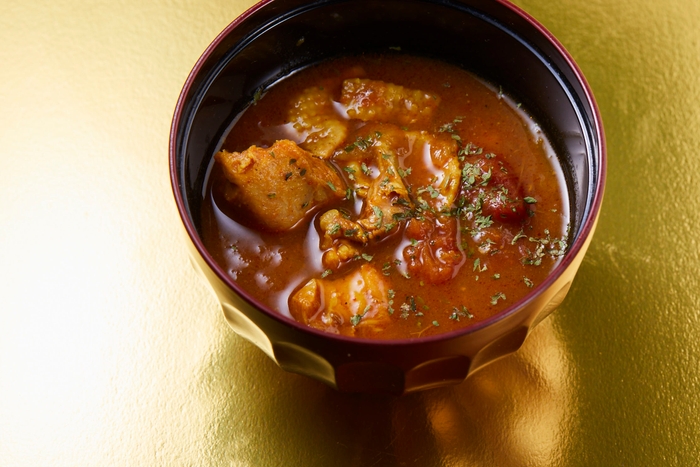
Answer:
170 0 605 394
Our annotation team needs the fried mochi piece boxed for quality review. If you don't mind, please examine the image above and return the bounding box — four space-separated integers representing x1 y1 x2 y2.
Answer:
215 140 346 232
288 86 348 159
290 263 392 336
341 78 440 127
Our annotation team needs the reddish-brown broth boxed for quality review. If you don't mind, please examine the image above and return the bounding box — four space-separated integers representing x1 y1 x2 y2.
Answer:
202 54 569 339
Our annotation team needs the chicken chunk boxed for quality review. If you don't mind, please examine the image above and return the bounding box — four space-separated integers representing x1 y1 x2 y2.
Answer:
356 147 412 240
289 264 393 336
215 140 346 232
341 78 440 127
319 209 368 247
337 124 414 241
318 209 367 269
288 86 348 159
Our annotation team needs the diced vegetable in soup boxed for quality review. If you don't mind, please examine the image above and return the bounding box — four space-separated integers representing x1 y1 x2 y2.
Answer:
202 54 570 339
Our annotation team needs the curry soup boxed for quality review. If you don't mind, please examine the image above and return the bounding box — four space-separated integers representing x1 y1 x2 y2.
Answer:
201 54 569 340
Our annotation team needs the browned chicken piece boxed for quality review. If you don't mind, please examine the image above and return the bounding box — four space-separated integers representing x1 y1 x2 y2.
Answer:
319 209 369 247
318 209 367 269
321 240 364 270
341 78 440 127
403 215 465 285
338 124 414 241
288 86 348 159
402 131 461 214
356 146 412 240
334 122 409 163
215 140 346 232
289 263 393 336
339 160 371 198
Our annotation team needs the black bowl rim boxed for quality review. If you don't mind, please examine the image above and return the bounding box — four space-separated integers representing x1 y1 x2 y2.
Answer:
169 0 607 347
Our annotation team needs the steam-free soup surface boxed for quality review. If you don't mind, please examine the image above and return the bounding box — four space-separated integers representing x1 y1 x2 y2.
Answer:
202 54 569 339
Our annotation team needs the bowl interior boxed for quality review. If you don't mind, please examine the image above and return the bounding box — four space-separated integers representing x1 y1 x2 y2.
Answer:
172 0 603 321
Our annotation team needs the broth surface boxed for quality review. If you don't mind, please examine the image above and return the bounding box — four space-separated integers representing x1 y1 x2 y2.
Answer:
202 54 569 339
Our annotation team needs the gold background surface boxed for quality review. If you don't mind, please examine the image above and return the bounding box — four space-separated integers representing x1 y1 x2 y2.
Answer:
1 0 698 465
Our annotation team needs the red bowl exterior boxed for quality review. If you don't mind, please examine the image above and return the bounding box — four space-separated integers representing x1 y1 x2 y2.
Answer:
184 220 597 393
170 0 606 394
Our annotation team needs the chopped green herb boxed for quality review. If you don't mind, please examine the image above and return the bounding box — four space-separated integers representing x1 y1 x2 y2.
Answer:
460 142 483 157
549 238 568 256
328 223 341 236
438 123 454 133
473 258 487 272
490 292 506 305
372 206 384 227
253 86 263 104
474 214 493 230
511 230 527 244
382 262 392 276
345 135 374 152
351 306 370 326
400 302 411 319
481 168 492 185
449 305 473 321
343 166 356 176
